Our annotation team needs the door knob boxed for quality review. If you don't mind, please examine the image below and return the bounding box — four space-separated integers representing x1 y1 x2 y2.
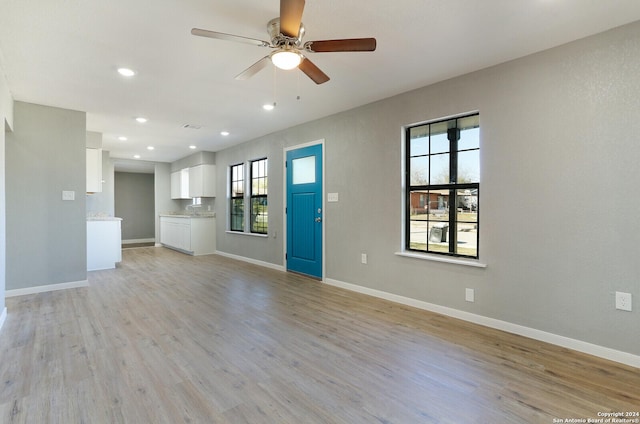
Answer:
315 217 322 223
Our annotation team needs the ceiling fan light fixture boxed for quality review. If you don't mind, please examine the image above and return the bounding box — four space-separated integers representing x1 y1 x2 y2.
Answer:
271 49 302 70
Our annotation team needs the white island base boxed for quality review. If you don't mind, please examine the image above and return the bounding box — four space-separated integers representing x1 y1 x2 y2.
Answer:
87 218 122 271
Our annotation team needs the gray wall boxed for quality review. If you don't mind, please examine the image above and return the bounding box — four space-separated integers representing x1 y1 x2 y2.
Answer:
0 68 12 314
6 102 86 290
115 172 155 241
214 22 640 356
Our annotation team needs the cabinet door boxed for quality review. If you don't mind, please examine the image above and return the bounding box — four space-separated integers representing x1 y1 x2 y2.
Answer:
202 164 216 197
171 170 190 199
86 148 103 193
189 165 204 198
189 164 216 197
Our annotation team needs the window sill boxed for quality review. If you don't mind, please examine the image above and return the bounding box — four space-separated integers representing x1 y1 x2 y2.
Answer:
395 251 487 268
226 230 269 238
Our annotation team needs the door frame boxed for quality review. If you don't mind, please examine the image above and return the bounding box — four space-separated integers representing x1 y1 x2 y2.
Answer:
283 139 325 280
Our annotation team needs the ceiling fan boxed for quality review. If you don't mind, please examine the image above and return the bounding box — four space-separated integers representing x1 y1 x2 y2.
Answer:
191 0 376 84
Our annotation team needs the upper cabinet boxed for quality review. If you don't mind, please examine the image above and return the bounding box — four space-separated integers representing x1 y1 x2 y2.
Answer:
171 164 216 199
86 148 102 193
189 164 216 198
171 168 190 199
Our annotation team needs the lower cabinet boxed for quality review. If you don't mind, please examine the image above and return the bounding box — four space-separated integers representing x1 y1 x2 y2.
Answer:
160 216 215 255
87 219 122 271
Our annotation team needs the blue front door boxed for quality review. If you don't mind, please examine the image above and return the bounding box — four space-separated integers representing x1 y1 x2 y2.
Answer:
286 144 323 278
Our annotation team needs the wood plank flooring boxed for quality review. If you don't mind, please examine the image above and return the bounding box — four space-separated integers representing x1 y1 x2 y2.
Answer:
1 247 638 423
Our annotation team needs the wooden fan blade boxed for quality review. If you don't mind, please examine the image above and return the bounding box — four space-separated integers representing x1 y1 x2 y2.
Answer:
280 0 305 38
298 57 329 85
305 38 377 52
235 56 271 80
191 28 271 47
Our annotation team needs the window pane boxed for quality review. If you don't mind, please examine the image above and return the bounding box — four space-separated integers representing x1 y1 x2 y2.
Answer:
410 136 429 157
293 156 315 184
430 131 449 154
408 219 429 251
409 125 429 140
409 156 429 185
426 189 449 220
457 149 480 183
230 198 244 231
456 189 478 216
459 126 479 150
455 220 477 257
231 164 244 196
457 114 480 132
430 153 449 184
251 197 268 234
455 189 478 256
427 221 449 253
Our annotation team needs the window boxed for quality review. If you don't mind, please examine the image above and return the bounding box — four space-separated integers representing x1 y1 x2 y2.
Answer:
250 158 268 234
406 113 480 258
230 163 244 231
228 158 268 234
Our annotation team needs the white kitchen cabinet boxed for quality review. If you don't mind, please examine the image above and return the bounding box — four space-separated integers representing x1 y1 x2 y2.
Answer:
86 148 103 193
170 168 190 199
160 216 215 255
87 218 122 270
189 164 216 198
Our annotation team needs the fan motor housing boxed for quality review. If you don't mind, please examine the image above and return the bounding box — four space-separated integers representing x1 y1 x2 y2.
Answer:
267 18 305 47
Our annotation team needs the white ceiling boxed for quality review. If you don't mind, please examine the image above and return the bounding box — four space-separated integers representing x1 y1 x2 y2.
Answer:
1 1 640 164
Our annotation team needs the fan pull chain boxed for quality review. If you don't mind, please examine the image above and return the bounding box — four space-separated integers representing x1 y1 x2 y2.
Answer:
272 66 278 108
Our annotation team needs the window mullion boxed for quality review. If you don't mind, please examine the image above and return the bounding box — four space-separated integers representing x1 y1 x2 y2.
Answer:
244 162 251 233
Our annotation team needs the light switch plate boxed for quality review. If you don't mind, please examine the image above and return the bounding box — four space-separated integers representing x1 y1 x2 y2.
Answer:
328 192 339 202
465 288 475 302
62 190 75 201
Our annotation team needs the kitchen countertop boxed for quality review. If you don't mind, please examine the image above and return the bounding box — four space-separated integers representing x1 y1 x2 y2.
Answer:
87 216 123 221
159 214 215 219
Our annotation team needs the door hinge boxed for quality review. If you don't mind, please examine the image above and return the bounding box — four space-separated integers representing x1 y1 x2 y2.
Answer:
285 253 288 260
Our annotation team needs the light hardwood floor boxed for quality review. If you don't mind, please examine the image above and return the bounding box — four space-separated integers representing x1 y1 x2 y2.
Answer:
1 247 638 423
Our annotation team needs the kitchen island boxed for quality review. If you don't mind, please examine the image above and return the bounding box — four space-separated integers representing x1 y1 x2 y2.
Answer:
159 215 216 255
87 217 122 271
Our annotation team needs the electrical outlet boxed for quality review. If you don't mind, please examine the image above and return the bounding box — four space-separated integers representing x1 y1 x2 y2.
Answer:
465 288 475 302
361 253 367 264
615 291 632 312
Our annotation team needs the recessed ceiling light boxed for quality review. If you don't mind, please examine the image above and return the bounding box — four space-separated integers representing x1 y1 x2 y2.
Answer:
189 145 197 150
117 67 136 77
133 154 141 159
118 136 127 141
135 117 147 123
263 103 275 111
220 131 230 136
147 146 155 151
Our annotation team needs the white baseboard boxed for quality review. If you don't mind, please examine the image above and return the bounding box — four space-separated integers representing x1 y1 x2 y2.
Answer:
0 307 7 332
325 278 640 369
214 250 286 272
6 280 89 298
122 238 155 245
